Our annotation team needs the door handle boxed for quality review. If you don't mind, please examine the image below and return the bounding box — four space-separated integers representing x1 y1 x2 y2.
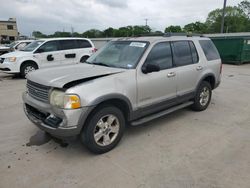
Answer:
167 72 176 78
65 53 76 58
196 66 203 71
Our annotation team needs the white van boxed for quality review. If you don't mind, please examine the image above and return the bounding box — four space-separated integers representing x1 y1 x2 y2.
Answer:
0 40 34 55
0 38 96 77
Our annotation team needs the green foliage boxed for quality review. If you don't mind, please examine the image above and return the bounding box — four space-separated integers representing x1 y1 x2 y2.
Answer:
238 0 250 18
183 22 208 33
82 29 103 38
32 31 47 38
206 6 249 33
164 25 182 33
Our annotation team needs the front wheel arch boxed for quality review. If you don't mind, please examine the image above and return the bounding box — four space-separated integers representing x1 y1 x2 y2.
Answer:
20 60 39 77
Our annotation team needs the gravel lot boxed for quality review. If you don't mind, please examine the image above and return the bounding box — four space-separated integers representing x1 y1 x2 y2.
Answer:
0 64 250 188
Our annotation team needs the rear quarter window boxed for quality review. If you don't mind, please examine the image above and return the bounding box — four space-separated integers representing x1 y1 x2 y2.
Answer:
199 40 220 61
76 40 92 48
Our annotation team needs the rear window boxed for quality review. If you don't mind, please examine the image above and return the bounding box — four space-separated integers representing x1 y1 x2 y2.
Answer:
199 40 220 61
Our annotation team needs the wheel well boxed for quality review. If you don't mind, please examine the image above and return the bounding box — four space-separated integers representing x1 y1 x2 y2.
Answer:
20 60 38 70
98 99 130 119
80 55 90 62
203 75 215 89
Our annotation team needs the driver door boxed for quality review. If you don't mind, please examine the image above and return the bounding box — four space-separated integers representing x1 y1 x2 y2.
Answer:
137 42 177 112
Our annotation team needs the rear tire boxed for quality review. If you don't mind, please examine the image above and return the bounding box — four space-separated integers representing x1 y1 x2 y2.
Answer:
191 81 212 111
20 62 38 78
81 105 125 154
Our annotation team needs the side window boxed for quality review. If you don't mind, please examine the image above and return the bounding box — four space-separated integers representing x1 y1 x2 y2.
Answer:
76 40 92 48
199 40 220 61
16 42 28 50
60 40 77 50
172 41 193 67
189 41 199 63
145 42 173 70
38 41 59 52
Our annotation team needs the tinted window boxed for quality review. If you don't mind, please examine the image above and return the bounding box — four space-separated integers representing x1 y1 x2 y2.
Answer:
199 40 220 61
60 40 77 50
189 41 199 63
38 41 59 52
145 42 173 70
172 41 193 66
76 40 92 48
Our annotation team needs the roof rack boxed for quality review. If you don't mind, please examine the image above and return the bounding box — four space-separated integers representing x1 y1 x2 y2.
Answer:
163 32 204 37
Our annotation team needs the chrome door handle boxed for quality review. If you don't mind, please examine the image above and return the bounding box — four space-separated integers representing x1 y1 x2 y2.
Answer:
196 66 203 71
167 72 176 77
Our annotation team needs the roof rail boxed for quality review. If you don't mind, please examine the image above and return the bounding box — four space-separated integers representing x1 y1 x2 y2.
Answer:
163 32 203 37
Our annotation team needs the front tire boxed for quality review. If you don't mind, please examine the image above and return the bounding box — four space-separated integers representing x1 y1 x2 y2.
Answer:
191 81 212 111
20 62 38 78
81 105 125 154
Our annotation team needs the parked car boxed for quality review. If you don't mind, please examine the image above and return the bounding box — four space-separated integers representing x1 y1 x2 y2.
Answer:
0 38 96 77
0 40 34 55
23 35 222 153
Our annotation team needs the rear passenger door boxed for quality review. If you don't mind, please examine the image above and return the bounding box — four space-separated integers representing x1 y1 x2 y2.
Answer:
171 41 201 97
59 40 77 65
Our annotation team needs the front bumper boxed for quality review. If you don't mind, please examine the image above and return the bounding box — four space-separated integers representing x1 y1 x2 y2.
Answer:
0 61 19 73
23 92 93 138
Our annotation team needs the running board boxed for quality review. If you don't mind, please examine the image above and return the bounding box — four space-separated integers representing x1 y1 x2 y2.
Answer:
131 101 194 126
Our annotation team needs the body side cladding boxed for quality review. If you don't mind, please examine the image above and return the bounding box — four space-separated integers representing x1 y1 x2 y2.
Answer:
131 91 195 121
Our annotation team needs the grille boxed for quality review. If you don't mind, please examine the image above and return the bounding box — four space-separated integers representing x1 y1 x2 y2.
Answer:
0 58 4 64
27 80 50 103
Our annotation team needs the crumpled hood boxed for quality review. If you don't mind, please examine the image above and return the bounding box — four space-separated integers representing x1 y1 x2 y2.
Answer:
27 63 125 88
1 51 32 58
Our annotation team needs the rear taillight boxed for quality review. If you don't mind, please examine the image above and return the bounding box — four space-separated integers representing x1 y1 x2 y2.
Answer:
220 63 222 74
92 48 97 53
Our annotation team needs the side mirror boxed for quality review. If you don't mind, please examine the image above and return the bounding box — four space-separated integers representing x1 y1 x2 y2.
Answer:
142 64 160 74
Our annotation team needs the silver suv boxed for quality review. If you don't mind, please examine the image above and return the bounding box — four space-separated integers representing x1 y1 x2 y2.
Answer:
23 35 222 153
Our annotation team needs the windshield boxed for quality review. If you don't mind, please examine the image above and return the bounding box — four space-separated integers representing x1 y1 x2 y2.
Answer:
21 40 44 52
87 41 148 69
5 41 18 48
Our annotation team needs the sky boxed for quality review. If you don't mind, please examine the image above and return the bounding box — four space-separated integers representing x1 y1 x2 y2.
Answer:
0 0 243 36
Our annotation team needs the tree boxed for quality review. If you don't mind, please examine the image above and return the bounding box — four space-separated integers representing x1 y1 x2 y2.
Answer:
50 31 71 37
103 27 114 37
164 25 182 33
183 22 208 33
133 25 151 36
238 0 250 18
32 31 47 38
206 6 249 33
82 29 103 38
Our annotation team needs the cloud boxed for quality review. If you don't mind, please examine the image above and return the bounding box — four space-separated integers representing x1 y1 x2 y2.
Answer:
0 0 242 35
94 0 128 8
